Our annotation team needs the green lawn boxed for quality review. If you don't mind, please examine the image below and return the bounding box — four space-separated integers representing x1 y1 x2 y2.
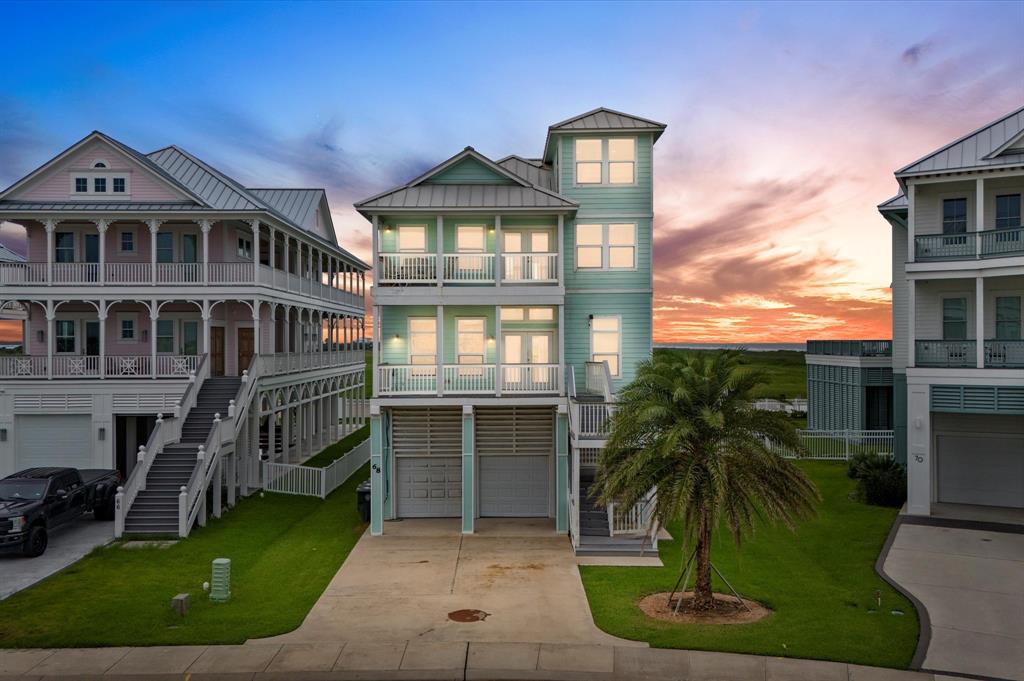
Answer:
655 348 807 400
0 464 369 648
580 461 918 669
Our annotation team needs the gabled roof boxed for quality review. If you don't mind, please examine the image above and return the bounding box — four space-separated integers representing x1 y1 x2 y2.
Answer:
878 193 907 212
249 188 325 231
355 147 577 213
147 146 264 211
896 106 1024 178
543 107 667 161
495 155 556 191
0 242 25 262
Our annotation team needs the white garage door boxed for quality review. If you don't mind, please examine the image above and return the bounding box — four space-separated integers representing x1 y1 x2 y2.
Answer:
479 455 549 517
15 415 92 471
396 457 462 517
937 433 1024 508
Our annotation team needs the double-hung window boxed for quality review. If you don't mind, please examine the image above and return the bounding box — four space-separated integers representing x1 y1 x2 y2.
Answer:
119 230 135 253
156 232 174 263
55 320 76 353
237 236 252 260
156 320 175 353
591 316 621 377
574 138 636 185
93 177 106 193
396 225 429 280
942 297 968 341
995 195 1021 246
397 225 426 252
942 198 968 247
575 223 637 269
120 317 136 341
112 177 126 193
456 318 485 377
454 225 487 279
995 296 1021 340
54 232 75 263
74 177 88 193
408 318 437 375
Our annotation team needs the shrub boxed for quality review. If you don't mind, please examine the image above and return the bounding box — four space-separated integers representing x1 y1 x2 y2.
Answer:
855 456 907 507
847 451 875 479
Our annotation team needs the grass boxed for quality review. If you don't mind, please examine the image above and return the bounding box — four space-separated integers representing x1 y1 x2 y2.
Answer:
0 470 368 648
580 461 918 669
655 348 807 400
304 425 369 468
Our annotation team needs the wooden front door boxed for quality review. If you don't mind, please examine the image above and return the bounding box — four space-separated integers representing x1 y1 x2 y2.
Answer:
211 326 225 376
237 328 254 375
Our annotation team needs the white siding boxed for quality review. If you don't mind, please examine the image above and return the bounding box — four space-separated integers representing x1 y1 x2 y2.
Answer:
891 221 909 370
915 281 977 340
912 175 1024 236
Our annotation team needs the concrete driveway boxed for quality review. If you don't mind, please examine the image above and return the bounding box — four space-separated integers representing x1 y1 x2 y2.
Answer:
883 522 1024 680
0 517 113 600
260 518 639 646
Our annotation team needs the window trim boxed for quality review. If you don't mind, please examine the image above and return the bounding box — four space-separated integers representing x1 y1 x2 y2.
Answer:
54 231 76 263
118 229 136 254
573 137 638 187
590 314 623 378
994 295 1022 341
574 222 638 270
407 316 438 367
455 317 487 366
942 197 968 235
455 224 486 253
55 319 77 354
155 319 175 354
995 194 1022 230
68 170 131 197
396 224 428 253
117 313 139 342
941 296 969 341
236 232 253 261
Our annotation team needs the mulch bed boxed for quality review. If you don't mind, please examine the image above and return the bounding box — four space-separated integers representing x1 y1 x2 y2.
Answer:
638 591 771 625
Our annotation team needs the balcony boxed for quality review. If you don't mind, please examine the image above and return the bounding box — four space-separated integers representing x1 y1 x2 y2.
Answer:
806 340 892 357
377 252 559 285
915 227 1024 262
377 363 561 396
915 340 1024 369
0 261 363 307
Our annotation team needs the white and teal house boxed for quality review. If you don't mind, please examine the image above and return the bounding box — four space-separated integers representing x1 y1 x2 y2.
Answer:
357 108 664 553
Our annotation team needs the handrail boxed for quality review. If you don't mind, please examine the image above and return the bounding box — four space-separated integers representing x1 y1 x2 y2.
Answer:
114 412 168 537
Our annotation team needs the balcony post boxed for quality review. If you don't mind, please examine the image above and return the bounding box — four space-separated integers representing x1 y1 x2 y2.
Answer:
150 300 159 379
269 226 276 277
96 219 108 285
283 234 291 281
436 215 443 286
98 304 107 379
372 305 380 398
975 177 984 258
250 219 261 280
371 215 379 286
45 304 54 379
558 303 566 395
252 299 261 361
495 305 502 396
907 183 916 263
494 215 502 286
148 219 160 285
975 277 984 368
436 304 443 396
45 219 56 285
556 214 564 287
908 279 916 366
200 219 211 285
202 300 211 365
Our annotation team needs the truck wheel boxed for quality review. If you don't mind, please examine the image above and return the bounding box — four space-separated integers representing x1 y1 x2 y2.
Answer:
22 526 47 558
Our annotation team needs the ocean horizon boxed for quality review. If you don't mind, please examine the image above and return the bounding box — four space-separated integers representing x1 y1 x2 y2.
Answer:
656 342 805 352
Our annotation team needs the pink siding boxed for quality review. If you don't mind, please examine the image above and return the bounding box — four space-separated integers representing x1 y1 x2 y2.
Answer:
12 139 187 202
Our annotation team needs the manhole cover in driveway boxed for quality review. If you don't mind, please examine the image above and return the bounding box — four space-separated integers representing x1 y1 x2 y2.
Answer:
448 609 490 622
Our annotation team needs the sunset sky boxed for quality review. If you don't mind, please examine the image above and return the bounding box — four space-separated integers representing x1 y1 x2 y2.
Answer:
1 0 1022 344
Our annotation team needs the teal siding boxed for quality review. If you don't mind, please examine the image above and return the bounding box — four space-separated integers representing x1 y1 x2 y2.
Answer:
382 305 511 364
562 217 651 289
893 372 907 465
380 305 436 364
442 306 497 363
564 292 652 392
442 217 496 253
557 133 654 213
379 218 437 253
428 157 516 185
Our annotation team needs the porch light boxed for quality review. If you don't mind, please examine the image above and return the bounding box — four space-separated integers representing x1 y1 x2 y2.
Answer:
0 428 6 442
393 334 400 341
98 427 105 441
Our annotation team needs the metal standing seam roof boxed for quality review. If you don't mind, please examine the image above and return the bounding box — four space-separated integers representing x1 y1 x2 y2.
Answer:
878 193 908 211
0 201 204 211
248 188 324 231
147 146 264 211
356 184 577 210
548 107 667 132
0 243 25 262
896 106 1024 177
496 156 556 191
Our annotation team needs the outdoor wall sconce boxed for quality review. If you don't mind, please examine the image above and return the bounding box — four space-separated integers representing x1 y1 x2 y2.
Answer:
98 427 105 441
393 334 400 340
0 428 7 442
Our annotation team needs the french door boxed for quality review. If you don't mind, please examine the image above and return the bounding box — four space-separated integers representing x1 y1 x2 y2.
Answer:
503 332 553 387
503 231 552 281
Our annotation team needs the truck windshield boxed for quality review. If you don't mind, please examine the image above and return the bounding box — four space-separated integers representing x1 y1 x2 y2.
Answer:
0 480 47 501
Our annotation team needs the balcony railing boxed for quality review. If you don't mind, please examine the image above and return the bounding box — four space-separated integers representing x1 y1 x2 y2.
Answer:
915 227 1024 261
0 261 363 307
915 340 976 367
378 363 561 395
377 252 559 285
806 340 892 357
984 340 1024 368
258 350 365 376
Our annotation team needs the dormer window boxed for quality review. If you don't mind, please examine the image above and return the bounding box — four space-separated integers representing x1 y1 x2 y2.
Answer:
574 137 636 185
74 178 88 193
94 177 107 193
113 177 125 193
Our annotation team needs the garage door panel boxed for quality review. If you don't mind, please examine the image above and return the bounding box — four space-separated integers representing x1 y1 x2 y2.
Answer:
396 457 462 518
15 415 92 470
937 433 1024 508
480 455 549 517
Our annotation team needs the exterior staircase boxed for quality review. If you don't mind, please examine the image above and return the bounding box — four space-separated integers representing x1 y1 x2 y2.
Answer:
575 469 656 556
123 377 241 534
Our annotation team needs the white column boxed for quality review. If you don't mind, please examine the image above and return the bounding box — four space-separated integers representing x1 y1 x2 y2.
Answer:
436 304 443 396
975 177 985 258
372 305 380 397
976 277 985 369
200 219 211 285
45 304 54 379
282 405 291 462
436 215 443 286
202 301 212 360
45 219 56 285
283 235 291 278
495 304 502 396
98 305 107 379
906 184 916 263
267 409 277 463
150 301 159 379
556 214 564 287
371 215 379 286
250 219 261 274
494 215 502 286
908 279 916 367
148 219 160 285
252 299 261 363
269 227 277 273
97 219 108 285
558 303 566 395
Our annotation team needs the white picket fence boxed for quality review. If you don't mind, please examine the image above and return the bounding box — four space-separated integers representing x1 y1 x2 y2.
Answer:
262 439 370 499
766 429 895 460
753 398 808 414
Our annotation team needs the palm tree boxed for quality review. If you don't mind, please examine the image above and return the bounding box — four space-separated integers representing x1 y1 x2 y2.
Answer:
594 350 819 612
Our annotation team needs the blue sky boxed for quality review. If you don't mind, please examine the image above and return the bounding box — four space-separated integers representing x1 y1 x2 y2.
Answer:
1 0 1022 341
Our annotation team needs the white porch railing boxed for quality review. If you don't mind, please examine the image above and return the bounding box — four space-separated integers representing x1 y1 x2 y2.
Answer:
155 354 200 377
443 254 495 282
156 262 203 283
0 261 46 284
753 398 808 414
502 253 557 282
263 439 370 498
576 402 614 438
609 487 657 536
442 364 496 393
378 365 437 394
105 355 152 377
209 261 254 283
52 262 100 283
378 254 437 283
501 364 560 393
51 355 100 377
1 353 205 379
764 429 895 460
259 350 364 377
0 355 47 377
105 262 151 283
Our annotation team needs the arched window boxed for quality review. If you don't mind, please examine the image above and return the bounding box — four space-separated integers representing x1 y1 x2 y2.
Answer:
93 161 108 168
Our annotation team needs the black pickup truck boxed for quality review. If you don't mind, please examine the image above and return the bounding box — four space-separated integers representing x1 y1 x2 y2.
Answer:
0 468 121 557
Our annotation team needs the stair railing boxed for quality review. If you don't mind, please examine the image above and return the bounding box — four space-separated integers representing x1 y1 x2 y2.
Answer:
114 413 168 537
173 354 209 421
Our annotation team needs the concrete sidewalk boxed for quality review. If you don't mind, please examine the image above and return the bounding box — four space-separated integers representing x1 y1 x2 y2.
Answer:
0 641 939 680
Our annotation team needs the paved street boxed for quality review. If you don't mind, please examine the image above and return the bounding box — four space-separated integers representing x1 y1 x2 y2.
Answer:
883 522 1024 681
0 518 113 601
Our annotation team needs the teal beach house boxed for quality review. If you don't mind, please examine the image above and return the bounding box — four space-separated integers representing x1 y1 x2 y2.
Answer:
357 108 665 554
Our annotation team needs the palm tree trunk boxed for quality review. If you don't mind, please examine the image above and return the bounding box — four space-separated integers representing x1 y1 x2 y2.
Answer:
692 508 715 610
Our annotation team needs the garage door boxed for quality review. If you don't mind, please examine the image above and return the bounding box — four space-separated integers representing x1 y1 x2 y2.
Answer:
937 433 1024 508
392 407 463 518
476 406 553 517
396 457 462 517
15 415 92 471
